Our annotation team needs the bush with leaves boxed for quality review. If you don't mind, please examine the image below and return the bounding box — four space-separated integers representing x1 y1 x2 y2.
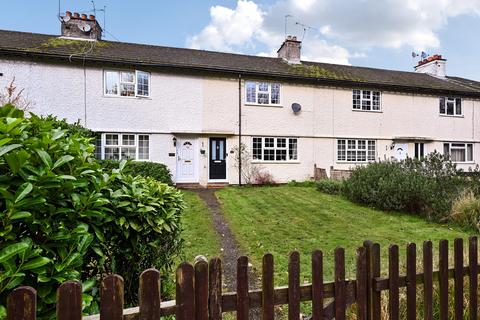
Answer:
342 152 464 219
316 179 344 195
0 104 184 318
100 159 173 185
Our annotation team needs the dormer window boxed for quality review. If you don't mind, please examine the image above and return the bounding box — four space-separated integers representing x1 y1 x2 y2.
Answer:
352 90 381 111
439 97 462 116
245 81 281 106
104 70 150 97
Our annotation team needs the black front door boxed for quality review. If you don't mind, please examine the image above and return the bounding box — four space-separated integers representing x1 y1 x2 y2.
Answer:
209 137 226 180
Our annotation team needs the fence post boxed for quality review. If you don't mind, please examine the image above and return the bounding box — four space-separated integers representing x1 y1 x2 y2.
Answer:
176 263 195 320
389 245 400 320
364 241 381 320
262 253 274 320
209 257 222 320
7 286 36 320
312 250 324 320
439 239 449 320
57 281 82 320
139 268 161 320
335 247 346 320
469 236 478 320
356 247 367 320
406 243 416 320
236 256 249 320
194 256 209 320
288 251 301 320
454 238 464 320
423 241 433 320
100 274 124 320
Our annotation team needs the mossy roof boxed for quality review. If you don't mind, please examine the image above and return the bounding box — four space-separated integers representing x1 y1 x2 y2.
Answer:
0 29 479 97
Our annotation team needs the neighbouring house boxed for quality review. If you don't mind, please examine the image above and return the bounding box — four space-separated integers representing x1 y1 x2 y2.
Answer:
1 12 480 186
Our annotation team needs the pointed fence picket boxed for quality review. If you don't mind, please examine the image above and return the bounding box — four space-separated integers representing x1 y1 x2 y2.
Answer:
6 237 480 319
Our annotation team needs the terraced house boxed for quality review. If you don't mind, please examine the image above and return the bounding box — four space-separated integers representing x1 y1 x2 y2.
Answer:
1 12 480 186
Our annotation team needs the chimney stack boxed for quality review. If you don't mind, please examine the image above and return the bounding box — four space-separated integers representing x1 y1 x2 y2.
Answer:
414 54 447 78
60 11 103 40
277 36 302 64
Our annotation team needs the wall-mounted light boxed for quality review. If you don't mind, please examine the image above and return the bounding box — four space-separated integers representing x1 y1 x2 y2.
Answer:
172 137 177 147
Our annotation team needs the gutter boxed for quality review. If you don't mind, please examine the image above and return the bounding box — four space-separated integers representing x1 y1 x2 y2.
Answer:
2 49 480 99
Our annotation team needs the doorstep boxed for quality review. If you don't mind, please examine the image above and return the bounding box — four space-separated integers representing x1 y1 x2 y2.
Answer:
206 182 229 189
175 183 203 190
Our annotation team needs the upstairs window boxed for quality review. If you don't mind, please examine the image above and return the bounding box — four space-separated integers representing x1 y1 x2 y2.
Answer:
252 137 297 161
104 70 150 97
246 81 281 105
95 133 150 160
439 97 462 116
353 90 381 111
444 142 472 162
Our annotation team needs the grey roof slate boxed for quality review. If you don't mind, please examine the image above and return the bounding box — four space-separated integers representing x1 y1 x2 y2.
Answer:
0 29 479 97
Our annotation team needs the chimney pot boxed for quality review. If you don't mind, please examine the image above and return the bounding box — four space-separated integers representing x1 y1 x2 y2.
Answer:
73 12 79 18
81 14 87 20
65 11 72 17
89 15 95 20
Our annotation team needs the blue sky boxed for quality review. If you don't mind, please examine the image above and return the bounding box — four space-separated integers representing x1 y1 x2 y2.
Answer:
1 0 480 80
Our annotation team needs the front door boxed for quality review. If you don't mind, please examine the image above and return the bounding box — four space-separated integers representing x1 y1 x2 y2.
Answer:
209 137 226 180
176 138 198 182
394 143 408 161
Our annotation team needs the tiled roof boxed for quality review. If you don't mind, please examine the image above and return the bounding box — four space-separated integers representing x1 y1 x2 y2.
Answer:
1 29 479 97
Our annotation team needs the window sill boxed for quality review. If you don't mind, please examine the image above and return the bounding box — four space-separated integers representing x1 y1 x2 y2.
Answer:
352 109 382 113
452 161 475 164
244 103 283 108
251 161 300 164
439 114 463 118
336 161 374 164
103 95 151 100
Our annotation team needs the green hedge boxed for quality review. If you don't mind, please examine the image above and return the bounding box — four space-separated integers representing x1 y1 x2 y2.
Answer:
316 179 344 195
100 160 173 185
0 105 184 318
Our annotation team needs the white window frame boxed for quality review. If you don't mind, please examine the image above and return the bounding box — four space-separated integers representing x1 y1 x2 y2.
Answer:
252 137 298 162
352 89 381 112
337 139 376 163
439 97 462 117
103 70 151 98
245 81 282 106
96 133 150 161
443 142 473 163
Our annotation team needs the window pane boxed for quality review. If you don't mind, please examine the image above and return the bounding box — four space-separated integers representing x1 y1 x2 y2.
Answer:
446 99 454 115
362 99 371 110
120 83 135 97
276 149 286 161
289 139 298 160
337 140 346 161
258 83 269 92
253 137 262 160
353 90 361 109
277 138 286 148
122 134 135 146
455 98 462 115
368 141 376 161
138 135 149 160
95 133 102 159
121 147 136 160
451 148 465 162
264 138 274 148
439 97 445 114
271 83 280 104
372 92 381 110
246 82 256 103
467 144 473 162
443 143 450 157
121 72 134 83
264 149 274 161
258 93 269 104
104 147 120 160
105 71 119 95
137 71 150 96
105 134 118 145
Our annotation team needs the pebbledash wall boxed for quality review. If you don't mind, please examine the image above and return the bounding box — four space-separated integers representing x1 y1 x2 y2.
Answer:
1 57 479 185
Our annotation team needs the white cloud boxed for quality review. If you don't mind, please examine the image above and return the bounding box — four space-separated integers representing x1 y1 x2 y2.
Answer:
187 0 480 64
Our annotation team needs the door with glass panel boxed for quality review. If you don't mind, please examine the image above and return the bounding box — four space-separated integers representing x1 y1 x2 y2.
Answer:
209 138 227 180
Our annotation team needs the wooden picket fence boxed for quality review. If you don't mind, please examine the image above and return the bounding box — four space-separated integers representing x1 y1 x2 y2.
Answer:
5 237 480 320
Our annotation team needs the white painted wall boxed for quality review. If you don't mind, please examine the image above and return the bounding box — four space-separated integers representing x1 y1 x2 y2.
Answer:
1 57 479 185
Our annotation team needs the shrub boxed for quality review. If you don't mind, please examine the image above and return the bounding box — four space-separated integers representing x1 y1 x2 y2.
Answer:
450 191 480 232
101 160 173 185
343 152 464 219
287 180 317 187
0 104 184 318
253 170 276 185
316 179 344 195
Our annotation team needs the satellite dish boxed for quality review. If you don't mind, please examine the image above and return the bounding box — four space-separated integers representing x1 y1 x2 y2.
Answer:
78 24 91 32
291 103 302 113
61 15 71 22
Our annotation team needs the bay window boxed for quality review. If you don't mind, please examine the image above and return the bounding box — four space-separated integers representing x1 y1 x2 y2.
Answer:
104 70 150 97
246 81 281 105
95 133 150 160
252 137 297 161
337 139 376 162
443 142 473 162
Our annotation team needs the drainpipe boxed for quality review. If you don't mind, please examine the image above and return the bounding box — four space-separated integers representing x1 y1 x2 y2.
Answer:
238 74 242 186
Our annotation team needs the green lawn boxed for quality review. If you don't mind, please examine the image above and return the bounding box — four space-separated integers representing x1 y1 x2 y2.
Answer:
179 191 222 263
216 186 472 285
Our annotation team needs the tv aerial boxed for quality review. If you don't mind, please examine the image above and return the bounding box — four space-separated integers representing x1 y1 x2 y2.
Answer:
295 21 317 42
